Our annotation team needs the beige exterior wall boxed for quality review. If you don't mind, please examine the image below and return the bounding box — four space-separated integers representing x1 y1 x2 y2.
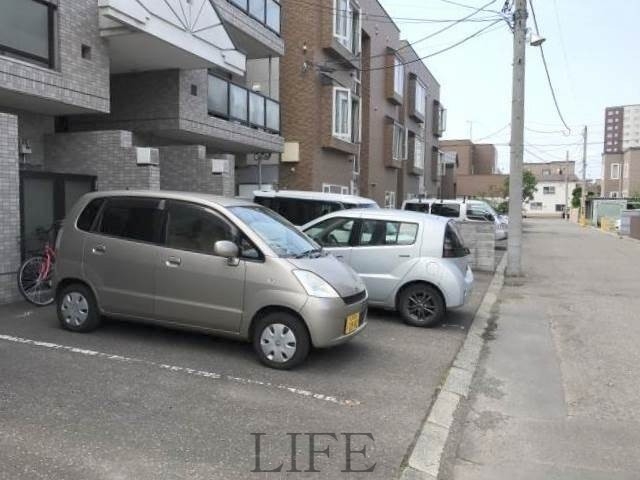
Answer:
457 174 507 198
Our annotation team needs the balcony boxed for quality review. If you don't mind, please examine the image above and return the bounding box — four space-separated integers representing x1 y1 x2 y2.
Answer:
208 75 280 134
99 0 245 74
212 0 284 58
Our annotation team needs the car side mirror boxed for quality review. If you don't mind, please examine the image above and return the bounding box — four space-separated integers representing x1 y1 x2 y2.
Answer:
484 213 495 222
214 240 240 265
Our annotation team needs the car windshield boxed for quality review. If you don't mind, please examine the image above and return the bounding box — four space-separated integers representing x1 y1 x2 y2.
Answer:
228 206 320 258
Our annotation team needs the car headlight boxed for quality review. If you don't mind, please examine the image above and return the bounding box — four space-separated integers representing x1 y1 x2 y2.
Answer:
293 270 340 298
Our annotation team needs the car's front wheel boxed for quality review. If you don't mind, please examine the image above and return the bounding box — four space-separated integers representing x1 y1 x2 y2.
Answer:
57 283 101 333
252 312 310 369
398 283 445 327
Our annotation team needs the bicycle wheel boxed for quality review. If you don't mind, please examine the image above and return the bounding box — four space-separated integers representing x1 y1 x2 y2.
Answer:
18 256 55 306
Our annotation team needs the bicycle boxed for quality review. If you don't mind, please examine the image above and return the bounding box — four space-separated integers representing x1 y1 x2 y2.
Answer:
17 223 60 306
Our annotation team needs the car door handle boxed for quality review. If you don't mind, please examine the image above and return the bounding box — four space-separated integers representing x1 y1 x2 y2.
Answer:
398 254 411 258
165 256 182 267
92 245 106 254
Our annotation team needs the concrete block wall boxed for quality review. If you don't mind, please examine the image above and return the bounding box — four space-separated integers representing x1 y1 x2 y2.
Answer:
45 131 159 190
0 113 22 303
159 146 235 196
458 222 496 272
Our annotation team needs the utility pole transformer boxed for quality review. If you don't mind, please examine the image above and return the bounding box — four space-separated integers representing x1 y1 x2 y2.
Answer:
506 0 528 277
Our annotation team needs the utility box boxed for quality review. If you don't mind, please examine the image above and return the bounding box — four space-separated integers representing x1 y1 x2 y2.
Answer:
630 217 640 240
620 210 640 235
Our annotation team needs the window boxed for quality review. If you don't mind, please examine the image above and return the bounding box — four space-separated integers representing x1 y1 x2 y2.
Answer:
304 217 354 247
555 204 565 212
0 0 55 68
229 206 318 257
98 198 162 243
438 105 447 133
543 186 556 194
413 137 425 170
530 202 543 210
322 183 349 194
415 81 426 117
542 169 551 176
358 220 418 246
611 163 621 179
430 203 460 218
384 191 396 209
394 57 404 97
165 202 235 254
351 96 361 143
609 191 619 198
333 0 359 53
393 123 407 160
404 202 430 213
77 199 104 232
270 198 342 226
333 87 351 140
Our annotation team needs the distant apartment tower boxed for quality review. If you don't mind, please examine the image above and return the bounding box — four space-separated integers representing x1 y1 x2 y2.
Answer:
276 0 443 207
602 105 640 197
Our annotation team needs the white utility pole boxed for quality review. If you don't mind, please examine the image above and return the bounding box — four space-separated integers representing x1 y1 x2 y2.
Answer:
506 0 527 277
564 150 569 220
580 126 588 216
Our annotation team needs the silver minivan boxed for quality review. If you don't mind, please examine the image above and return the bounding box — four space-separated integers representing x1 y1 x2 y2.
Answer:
53 191 368 369
302 209 474 327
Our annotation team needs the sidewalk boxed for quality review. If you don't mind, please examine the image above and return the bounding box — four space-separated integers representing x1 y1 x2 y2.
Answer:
445 219 640 480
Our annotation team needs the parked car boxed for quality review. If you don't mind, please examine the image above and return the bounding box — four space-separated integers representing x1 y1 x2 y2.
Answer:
53 191 368 369
253 190 378 226
302 209 474 327
402 198 507 241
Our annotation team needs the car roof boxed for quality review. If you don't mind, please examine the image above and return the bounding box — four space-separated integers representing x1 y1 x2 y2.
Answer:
303 208 451 227
82 190 255 208
253 189 378 204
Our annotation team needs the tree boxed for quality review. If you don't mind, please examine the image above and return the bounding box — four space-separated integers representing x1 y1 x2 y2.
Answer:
571 186 582 208
503 169 538 202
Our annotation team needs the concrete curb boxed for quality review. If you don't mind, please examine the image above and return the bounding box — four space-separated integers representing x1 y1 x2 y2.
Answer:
399 255 508 480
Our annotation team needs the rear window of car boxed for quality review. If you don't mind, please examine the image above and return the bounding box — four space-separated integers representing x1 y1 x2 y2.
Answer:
430 203 461 218
98 198 163 243
76 198 104 231
404 202 430 213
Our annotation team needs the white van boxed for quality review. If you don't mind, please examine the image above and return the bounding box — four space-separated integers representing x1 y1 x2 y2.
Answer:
253 190 379 226
402 198 507 241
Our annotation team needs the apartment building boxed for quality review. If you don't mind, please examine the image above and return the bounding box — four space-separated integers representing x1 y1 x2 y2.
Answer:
439 139 507 198
275 0 443 207
602 105 640 198
0 0 284 303
523 161 579 217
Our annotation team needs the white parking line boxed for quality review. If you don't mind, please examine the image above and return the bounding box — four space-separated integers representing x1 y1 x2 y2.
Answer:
0 334 361 407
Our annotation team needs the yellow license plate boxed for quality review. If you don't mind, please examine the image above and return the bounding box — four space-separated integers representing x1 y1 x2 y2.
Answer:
345 312 360 334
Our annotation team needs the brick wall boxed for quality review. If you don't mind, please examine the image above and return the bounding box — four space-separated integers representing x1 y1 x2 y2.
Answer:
0 113 22 303
0 0 110 113
458 222 496 272
44 131 160 190
158 146 235 196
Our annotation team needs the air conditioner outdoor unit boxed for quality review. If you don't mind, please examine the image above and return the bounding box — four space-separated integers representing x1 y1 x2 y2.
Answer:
211 159 230 175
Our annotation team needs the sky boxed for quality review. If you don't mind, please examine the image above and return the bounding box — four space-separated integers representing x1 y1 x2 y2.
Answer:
379 0 640 179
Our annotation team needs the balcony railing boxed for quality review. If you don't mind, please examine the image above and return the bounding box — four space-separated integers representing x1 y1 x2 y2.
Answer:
227 0 281 35
208 74 280 134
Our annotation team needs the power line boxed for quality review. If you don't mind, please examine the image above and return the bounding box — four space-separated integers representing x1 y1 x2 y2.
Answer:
335 19 504 73
475 123 511 142
438 0 502 14
323 0 500 66
285 0 502 25
529 0 571 134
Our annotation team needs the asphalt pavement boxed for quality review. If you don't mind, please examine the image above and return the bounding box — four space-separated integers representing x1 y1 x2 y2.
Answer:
0 270 493 480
